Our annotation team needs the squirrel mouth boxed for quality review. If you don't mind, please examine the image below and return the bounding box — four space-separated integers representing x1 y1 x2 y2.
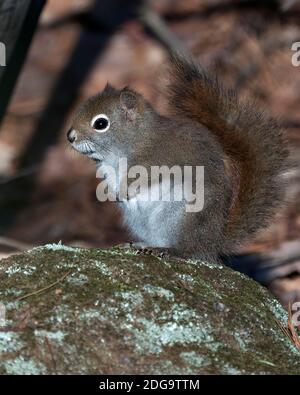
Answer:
88 152 99 159
71 142 103 162
86 151 103 162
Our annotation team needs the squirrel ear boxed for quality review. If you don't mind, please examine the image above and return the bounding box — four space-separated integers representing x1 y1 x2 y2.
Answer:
103 83 116 95
120 89 140 121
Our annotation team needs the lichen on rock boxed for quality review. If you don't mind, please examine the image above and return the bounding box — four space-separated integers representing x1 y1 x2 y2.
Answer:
0 244 299 374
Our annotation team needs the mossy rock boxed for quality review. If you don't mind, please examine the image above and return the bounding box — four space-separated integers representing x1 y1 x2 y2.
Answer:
0 244 299 374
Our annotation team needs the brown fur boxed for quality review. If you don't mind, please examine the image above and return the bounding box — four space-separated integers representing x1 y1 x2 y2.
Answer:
167 53 288 250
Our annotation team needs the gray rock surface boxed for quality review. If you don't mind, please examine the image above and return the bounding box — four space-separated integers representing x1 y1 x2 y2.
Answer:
0 244 299 374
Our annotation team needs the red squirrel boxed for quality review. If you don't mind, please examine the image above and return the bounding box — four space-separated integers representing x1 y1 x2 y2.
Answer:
67 53 288 261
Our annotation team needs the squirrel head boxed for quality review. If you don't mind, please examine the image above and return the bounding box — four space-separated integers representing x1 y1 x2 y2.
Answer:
67 84 154 164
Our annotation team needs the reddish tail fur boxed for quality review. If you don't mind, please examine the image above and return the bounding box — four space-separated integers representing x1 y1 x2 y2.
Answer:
167 53 288 249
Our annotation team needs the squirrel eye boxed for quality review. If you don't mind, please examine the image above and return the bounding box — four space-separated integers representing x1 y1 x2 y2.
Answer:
91 114 110 133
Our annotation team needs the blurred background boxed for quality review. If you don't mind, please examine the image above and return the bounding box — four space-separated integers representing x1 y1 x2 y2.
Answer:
1 0 300 308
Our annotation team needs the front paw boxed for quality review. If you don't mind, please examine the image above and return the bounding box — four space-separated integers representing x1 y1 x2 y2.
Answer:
136 247 170 259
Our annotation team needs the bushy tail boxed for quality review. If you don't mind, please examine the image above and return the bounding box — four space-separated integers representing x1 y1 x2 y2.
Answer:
167 53 288 249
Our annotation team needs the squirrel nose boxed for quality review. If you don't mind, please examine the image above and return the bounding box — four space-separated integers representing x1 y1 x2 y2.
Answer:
67 128 77 143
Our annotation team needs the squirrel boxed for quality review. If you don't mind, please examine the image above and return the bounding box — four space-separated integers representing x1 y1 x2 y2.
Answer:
67 53 288 261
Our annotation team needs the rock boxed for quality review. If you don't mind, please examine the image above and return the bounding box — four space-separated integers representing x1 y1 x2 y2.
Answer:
0 244 299 375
